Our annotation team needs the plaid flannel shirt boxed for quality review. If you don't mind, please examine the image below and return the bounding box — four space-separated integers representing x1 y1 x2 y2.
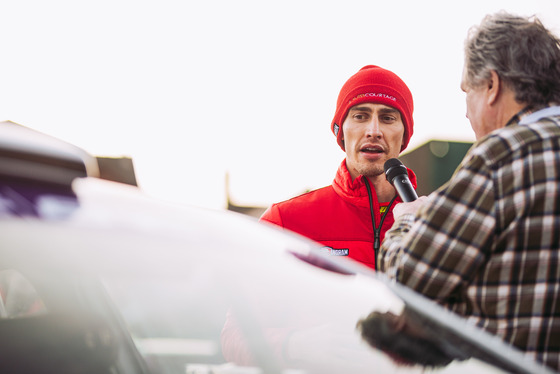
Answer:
379 106 560 371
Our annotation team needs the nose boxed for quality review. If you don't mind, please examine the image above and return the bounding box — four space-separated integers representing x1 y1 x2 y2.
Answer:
365 118 382 139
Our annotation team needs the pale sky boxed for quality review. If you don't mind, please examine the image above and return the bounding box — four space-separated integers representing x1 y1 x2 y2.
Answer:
2 1 559 210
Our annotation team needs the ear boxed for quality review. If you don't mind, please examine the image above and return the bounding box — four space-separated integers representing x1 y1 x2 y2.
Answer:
487 70 501 105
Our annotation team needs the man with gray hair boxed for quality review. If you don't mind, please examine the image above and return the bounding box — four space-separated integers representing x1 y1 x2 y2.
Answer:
378 12 560 371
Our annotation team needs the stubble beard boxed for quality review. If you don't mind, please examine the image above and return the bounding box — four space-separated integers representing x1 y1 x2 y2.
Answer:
356 163 385 178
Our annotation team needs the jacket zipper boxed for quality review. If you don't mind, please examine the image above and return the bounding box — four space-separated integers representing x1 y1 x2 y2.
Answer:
364 180 397 270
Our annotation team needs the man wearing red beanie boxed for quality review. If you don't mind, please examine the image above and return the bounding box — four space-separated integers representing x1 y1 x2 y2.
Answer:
260 65 417 270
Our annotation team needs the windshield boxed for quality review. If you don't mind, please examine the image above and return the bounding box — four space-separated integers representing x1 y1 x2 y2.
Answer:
100 249 402 374
97 243 511 374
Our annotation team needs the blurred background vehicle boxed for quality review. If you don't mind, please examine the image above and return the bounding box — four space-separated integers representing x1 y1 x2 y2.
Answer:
0 121 554 374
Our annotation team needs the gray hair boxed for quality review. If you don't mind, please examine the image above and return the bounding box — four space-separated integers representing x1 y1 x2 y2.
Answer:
464 12 560 106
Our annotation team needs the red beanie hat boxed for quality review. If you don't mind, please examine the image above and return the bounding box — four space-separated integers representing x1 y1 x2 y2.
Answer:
331 65 414 152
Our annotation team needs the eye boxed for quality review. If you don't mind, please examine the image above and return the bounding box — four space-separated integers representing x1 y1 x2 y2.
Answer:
352 113 369 121
381 114 397 123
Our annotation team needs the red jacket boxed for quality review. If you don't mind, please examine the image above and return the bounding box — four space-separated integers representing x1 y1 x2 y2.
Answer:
261 160 417 270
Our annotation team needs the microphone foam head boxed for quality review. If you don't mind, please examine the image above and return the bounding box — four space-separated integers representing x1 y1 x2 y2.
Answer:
384 158 407 182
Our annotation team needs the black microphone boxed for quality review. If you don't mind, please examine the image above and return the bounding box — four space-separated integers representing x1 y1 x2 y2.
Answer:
384 158 418 202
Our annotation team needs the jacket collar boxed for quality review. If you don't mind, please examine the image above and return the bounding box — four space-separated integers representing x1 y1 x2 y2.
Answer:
332 159 418 207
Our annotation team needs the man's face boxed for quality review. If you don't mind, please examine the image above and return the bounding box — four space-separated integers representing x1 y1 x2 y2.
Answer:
342 103 405 180
461 67 493 140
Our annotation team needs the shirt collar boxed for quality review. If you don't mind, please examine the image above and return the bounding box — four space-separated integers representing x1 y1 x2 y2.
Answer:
503 102 560 127
505 106 537 127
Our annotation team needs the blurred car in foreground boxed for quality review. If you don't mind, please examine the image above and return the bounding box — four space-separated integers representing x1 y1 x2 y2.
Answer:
0 121 555 374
